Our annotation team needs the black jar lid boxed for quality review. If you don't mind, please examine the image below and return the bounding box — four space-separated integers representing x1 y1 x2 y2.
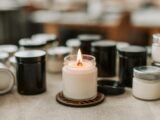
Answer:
152 62 160 67
118 46 147 57
91 40 116 48
15 50 46 63
97 79 125 95
78 34 101 42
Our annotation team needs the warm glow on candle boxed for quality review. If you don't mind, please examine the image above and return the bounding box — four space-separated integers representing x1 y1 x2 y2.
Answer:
76 49 83 66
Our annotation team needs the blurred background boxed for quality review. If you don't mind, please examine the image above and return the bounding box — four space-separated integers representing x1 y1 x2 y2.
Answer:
0 0 160 46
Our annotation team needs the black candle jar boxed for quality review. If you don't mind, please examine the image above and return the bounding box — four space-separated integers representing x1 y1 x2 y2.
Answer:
91 41 116 77
15 50 46 95
78 34 101 54
118 46 147 87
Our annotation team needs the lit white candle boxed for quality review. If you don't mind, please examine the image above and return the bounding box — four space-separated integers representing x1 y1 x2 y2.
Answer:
62 49 97 100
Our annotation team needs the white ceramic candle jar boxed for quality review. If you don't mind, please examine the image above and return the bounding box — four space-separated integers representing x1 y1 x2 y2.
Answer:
132 66 160 100
152 33 160 63
62 50 97 100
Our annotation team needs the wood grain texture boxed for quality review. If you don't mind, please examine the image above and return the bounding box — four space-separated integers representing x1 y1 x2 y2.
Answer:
0 73 159 120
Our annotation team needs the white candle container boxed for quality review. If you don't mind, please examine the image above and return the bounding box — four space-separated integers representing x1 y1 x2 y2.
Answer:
66 38 81 54
132 66 160 100
63 54 97 100
47 47 72 73
152 33 160 63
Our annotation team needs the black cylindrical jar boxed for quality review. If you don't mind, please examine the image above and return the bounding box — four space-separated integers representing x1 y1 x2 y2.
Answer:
78 34 101 54
15 50 46 95
118 46 147 87
91 41 116 77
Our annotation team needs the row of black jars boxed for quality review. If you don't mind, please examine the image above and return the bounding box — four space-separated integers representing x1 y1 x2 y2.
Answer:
90 40 147 88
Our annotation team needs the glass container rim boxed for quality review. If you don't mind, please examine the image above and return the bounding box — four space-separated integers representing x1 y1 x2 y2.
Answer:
64 54 96 62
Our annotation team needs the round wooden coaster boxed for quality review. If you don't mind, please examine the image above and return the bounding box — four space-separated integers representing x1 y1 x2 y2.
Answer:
56 92 105 107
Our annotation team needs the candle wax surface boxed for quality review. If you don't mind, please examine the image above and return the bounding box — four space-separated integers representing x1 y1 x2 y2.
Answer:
66 60 94 71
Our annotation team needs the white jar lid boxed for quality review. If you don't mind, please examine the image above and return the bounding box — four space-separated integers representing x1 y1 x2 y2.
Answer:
0 45 18 54
78 34 101 41
32 33 57 43
66 39 81 47
19 38 46 47
47 47 72 55
134 66 160 81
0 52 9 60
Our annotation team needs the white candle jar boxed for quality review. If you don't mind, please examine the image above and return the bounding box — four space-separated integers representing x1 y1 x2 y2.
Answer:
47 47 72 73
132 66 160 100
152 33 160 63
63 54 97 100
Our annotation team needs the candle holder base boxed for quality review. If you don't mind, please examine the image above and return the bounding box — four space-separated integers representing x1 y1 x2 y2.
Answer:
56 92 105 107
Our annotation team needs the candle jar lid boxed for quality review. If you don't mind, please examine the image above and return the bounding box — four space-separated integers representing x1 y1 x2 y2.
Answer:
134 66 160 81
0 45 18 54
118 46 147 57
152 62 160 67
66 39 81 47
32 33 57 43
19 38 46 48
98 79 125 95
15 50 46 63
47 47 72 56
78 34 101 41
91 40 116 48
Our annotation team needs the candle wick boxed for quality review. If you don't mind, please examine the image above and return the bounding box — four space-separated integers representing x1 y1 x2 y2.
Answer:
77 60 83 66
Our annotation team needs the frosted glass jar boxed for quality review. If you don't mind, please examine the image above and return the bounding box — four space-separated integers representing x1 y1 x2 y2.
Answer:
63 54 97 100
152 33 160 63
133 66 160 100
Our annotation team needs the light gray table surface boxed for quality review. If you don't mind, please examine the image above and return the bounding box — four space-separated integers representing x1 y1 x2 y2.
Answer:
0 73 160 120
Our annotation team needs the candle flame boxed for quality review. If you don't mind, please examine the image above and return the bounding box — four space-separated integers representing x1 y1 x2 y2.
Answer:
76 49 83 66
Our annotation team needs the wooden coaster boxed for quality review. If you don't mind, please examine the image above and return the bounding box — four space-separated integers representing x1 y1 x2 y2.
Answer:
56 92 105 107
